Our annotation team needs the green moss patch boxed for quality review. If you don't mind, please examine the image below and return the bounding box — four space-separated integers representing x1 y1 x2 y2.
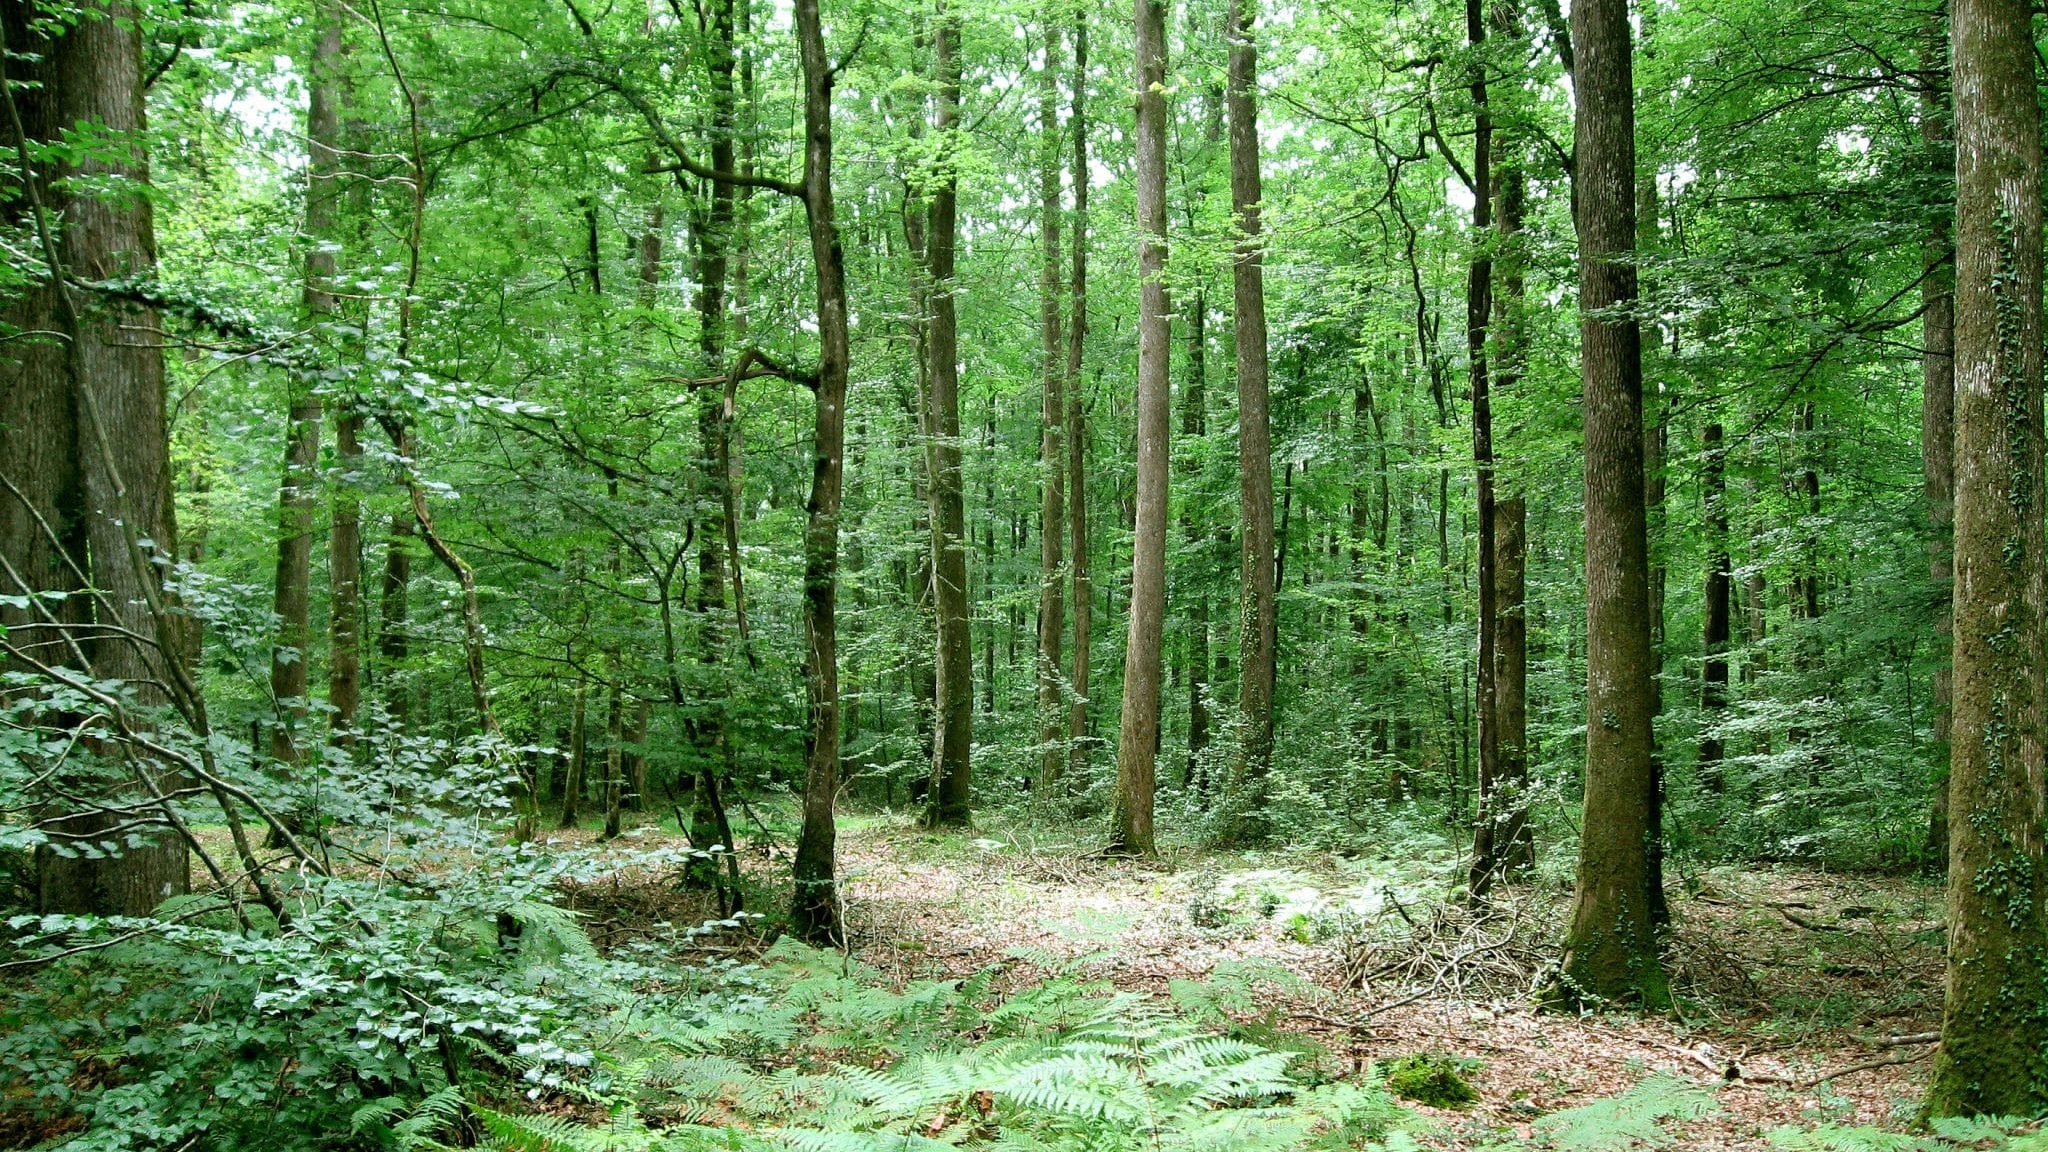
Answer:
1382 1052 1480 1108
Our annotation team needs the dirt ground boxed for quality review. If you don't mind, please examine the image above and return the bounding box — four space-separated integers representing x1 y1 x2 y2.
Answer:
804 817 1945 1150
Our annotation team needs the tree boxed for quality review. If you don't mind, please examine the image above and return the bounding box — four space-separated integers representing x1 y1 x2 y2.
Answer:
788 0 854 941
1217 0 1274 846
1108 0 1170 856
1064 3 1092 791
1 0 190 915
1918 22 1955 864
1034 0 1067 797
923 2 973 828
1924 0 2048 1117
1551 0 1667 1008
1461 0 1497 896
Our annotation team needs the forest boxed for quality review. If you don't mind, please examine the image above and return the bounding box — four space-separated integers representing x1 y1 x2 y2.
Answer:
3 0 2048 1145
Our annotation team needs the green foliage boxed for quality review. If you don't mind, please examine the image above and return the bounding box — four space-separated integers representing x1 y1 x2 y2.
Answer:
1381 1053 1480 1109
1523 1075 1720 1151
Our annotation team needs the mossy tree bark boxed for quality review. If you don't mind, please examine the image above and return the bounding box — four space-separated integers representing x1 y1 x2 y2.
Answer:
1925 0 2048 1118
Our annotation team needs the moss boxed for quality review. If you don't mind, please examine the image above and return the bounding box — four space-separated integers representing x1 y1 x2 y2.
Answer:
1382 1052 1479 1108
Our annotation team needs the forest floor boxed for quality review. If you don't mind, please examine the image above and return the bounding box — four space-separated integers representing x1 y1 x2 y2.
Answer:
558 808 1948 1150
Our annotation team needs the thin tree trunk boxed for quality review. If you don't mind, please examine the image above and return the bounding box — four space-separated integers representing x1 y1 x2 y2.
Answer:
378 513 412 723
788 0 853 942
1035 2 1068 796
328 409 362 742
1551 0 1667 1008
1220 0 1275 844
922 3 972 828
1109 0 1171 856
1920 25 1956 865
1064 8 1092 790
687 0 742 897
1181 286 1209 793
268 385 321 766
1700 421 1731 791
1926 0 2048 1117
1463 0 1499 898
559 672 586 828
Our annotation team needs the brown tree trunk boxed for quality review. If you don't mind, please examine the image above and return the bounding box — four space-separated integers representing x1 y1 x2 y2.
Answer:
1109 0 1171 856
1035 2 1068 796
1064 8 1092 790
788 0 853 942
378 513 412 723
1920 27 1956 865
923 5 973 828
310 0 352 749
1926 0 2048 1117
1220 0 1275 844
559 672 586 828
1551 0 1667 1008
1700 421 1730 791
269 6 338 762
3 0 190 916
600 675 625 839
685 0 742 894
1181 284 1208 793
1463 0 1499 898
268 390 320 765
328 409 362 742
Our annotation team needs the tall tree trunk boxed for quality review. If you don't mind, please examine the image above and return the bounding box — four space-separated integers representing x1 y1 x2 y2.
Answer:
1700 421 1731 791
1920 26 1956 865
686 0 742 901
268 366 322 765
2 0 190 916
1463 0 1499 898
1220 0 1275 844
923 3 973 829
1035 2 1068 796
559 671 586 828
600 673 625 839
1181 288 1208 792
378 513 412 723
307 0 351 750
788 0 853 942
1109 0 1171 856
328 408 362 742
1926 0 2048 1117
1551 0 1667 1008
1064 8 1092 790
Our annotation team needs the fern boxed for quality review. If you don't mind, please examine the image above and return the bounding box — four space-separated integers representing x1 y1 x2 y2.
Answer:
1529 1074 1719 1151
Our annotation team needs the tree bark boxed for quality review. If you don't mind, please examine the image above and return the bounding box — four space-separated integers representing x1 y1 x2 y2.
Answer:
1064 8 1092 791
1109 0 1171 856
788 0 853 942
923 4 973 828
3 0 190 916
1035 2 1068 796
1925 0 2048 1117
1919 26 1956 866
1700 421 1730 791
1220 0 1275 844
559 672 586 828
1463 0 1498 898
1551 0 1667 1009
377 512 412 723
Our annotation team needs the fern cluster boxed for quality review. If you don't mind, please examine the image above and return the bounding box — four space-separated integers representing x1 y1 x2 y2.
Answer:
458 941 1417 1152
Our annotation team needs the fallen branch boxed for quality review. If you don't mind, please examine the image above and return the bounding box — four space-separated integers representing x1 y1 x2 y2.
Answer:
1803 1045 1935 1088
